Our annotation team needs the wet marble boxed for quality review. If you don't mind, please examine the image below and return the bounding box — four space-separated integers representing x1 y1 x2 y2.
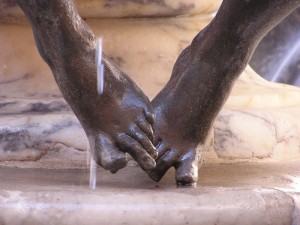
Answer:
0 160 300 225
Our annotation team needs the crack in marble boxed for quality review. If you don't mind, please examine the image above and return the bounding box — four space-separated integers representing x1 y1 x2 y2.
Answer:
0 73 32 85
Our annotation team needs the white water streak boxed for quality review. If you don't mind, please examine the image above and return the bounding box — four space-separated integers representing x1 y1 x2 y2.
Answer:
271 38 300 82
89 154 97 190
96 37 104 95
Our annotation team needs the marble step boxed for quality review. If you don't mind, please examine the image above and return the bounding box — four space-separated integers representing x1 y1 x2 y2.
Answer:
0 161 300 225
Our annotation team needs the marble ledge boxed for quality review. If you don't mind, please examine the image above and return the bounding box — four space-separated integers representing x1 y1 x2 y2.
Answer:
1 161 300 225
205 107 300 164
0 0 221 22
226 67 300 109
0 188 294 225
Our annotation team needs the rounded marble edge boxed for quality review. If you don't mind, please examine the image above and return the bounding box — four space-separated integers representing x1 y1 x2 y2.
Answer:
0 187 295 225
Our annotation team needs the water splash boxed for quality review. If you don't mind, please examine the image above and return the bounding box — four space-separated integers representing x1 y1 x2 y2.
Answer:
89 153 97 190
96 38 104 95
86 147 97 190
86 37 105 190
271 38 300 82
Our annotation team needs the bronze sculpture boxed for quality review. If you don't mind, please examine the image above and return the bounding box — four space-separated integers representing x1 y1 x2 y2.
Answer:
16 0 157 174
16 0 300 186
149 0 300 186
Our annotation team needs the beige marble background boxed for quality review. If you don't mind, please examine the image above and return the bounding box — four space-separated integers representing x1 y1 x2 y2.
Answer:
1 1 300 168
0 0 221 22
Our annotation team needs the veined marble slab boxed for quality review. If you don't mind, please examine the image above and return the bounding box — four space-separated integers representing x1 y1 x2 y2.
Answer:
1 162 300 225
1 16 300 168
0 0 221 22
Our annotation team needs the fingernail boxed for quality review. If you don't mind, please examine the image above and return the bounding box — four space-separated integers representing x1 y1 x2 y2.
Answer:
152 150 158 160
148 170 162 182
142 156 156 171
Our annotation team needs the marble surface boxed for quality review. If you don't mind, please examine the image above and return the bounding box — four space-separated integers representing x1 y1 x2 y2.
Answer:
0 0 221 22
1 160 300 224
1 7 300 168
